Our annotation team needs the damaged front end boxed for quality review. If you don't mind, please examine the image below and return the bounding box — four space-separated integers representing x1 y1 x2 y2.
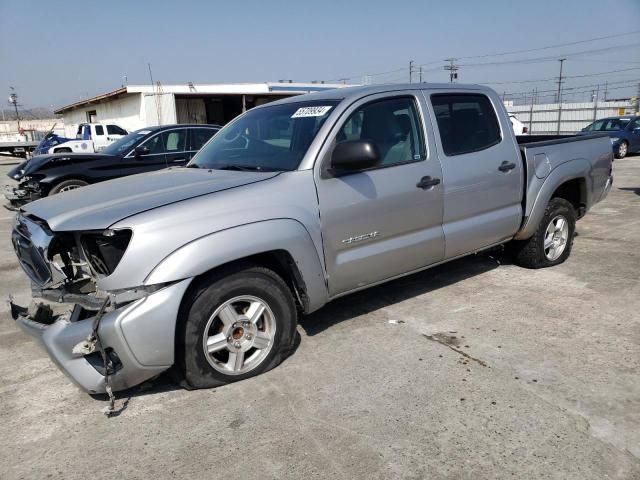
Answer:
4 179 43 210
9 213 186 395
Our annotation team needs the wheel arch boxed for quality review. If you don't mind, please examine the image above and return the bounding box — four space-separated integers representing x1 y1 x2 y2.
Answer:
515 159 591 240
145 219 329 314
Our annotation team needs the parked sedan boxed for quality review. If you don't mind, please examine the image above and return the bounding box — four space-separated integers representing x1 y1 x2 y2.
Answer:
581 116 640 159
5 124 220 208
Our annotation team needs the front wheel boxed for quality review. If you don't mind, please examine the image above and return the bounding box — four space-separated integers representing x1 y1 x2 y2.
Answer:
511 197 576 269
48 179 88 195
175 265 298 389
615 141 628 159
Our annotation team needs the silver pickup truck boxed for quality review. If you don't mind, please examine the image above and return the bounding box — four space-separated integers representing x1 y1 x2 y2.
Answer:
9 84 613 395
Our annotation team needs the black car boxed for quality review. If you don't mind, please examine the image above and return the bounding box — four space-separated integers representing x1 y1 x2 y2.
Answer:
5 124 220 208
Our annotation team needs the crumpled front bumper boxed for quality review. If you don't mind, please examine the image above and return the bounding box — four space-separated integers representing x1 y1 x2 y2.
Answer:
11 278 192 394
3 184 37 210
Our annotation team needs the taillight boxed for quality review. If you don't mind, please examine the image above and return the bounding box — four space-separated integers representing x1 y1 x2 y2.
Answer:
523 126 528 134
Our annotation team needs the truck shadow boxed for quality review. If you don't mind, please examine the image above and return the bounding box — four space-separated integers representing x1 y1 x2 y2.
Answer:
618 187 640 196
96 250 508 405
299 250 507 337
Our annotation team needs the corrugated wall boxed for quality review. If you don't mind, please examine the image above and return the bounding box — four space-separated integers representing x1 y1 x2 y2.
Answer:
508 100 637 134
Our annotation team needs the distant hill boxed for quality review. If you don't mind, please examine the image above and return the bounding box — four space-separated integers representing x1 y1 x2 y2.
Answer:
0 107 60 120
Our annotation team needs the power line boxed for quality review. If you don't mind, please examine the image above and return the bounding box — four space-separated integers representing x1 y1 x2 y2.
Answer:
478 66 640 86
458 30 640 60
458 43 640 68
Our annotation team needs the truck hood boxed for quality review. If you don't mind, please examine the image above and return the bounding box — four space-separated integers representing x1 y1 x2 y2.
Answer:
22 167 280 231
9 153 117 179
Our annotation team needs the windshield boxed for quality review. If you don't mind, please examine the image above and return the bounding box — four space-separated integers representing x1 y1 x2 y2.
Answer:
586 118 630 132
103 130 150 155
189 100 341 171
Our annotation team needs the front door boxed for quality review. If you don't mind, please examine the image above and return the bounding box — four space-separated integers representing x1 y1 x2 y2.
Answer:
119 130 169 175
427 92 523 258
315 93 445 296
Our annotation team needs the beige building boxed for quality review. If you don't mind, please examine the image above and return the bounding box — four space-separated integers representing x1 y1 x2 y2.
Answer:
54 82 348 137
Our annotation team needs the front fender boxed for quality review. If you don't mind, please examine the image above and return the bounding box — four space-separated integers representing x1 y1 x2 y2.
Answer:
515 158 591 240
144 219 329 313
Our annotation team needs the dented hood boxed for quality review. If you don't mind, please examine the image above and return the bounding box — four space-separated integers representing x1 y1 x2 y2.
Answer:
22 167 280 231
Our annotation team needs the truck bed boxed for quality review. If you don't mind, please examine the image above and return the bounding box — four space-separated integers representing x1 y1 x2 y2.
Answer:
516 132 612 228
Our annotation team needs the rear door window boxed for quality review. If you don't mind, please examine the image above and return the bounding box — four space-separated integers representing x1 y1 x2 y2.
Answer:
431 94 501 156
163 130 187 152
190 128 217 150
95 125 104 135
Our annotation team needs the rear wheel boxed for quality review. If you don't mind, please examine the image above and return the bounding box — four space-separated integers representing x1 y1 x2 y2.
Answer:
48 179 88 195
175 265 298 389
54 148 72 153
615 141 628 159
511 197 576 269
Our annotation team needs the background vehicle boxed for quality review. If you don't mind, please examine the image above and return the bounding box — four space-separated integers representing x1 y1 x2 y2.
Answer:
580 116 640 159
9 84 612 395
4 124 220 207
509 114 528 135
46 123 128 154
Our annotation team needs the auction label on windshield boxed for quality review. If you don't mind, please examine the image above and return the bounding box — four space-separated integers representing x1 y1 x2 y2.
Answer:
291 106 333 118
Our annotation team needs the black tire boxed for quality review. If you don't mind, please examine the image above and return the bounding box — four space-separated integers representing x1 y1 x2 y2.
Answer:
48 179 88 195
174 264 298 390
54 148 72 153
614 141 628 159
511 197 576 269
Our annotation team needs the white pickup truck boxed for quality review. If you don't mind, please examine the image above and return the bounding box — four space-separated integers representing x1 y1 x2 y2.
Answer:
47 123 128 154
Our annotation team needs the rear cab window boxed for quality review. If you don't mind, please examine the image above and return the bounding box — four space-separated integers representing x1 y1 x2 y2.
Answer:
430 93 501 156
94 125 104 135
107 125 128 135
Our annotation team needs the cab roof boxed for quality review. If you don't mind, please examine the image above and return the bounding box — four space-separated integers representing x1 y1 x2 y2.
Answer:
265 82 497 107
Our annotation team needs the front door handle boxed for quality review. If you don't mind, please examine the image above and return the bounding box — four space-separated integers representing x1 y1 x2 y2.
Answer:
498 161 516 172
416 176 441 189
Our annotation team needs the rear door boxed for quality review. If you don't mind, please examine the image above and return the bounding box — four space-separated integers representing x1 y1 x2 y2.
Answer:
426 91 523 258
162 128 189 166
315 92 445 295
188 127 219 160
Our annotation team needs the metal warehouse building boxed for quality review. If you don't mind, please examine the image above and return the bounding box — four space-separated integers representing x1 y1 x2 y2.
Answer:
54 82 347 137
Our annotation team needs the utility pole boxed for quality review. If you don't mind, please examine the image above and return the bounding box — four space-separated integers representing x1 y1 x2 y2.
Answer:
528 88 536 134
8 87 20 130
555 58 566 135
592 84 600 123
419 65 423 83
604 81 609 102
636 82 640 114
147 63 161 125
409 60 414 83
444 58 459 83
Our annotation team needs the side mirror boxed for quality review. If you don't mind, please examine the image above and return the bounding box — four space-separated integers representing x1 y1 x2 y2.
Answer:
330 140 379 175
134 145 150 157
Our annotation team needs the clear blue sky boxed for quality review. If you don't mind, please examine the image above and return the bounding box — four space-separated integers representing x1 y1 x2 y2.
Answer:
1 0 639 110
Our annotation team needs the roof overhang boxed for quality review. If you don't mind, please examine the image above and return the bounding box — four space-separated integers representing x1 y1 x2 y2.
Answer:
54 87 131 114
54 82 351 115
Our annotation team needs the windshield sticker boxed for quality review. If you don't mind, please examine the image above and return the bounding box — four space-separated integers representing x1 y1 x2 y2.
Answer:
291 106 333 118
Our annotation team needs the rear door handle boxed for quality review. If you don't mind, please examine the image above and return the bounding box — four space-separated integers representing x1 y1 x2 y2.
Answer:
498 161 516 172
416 176 441 189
